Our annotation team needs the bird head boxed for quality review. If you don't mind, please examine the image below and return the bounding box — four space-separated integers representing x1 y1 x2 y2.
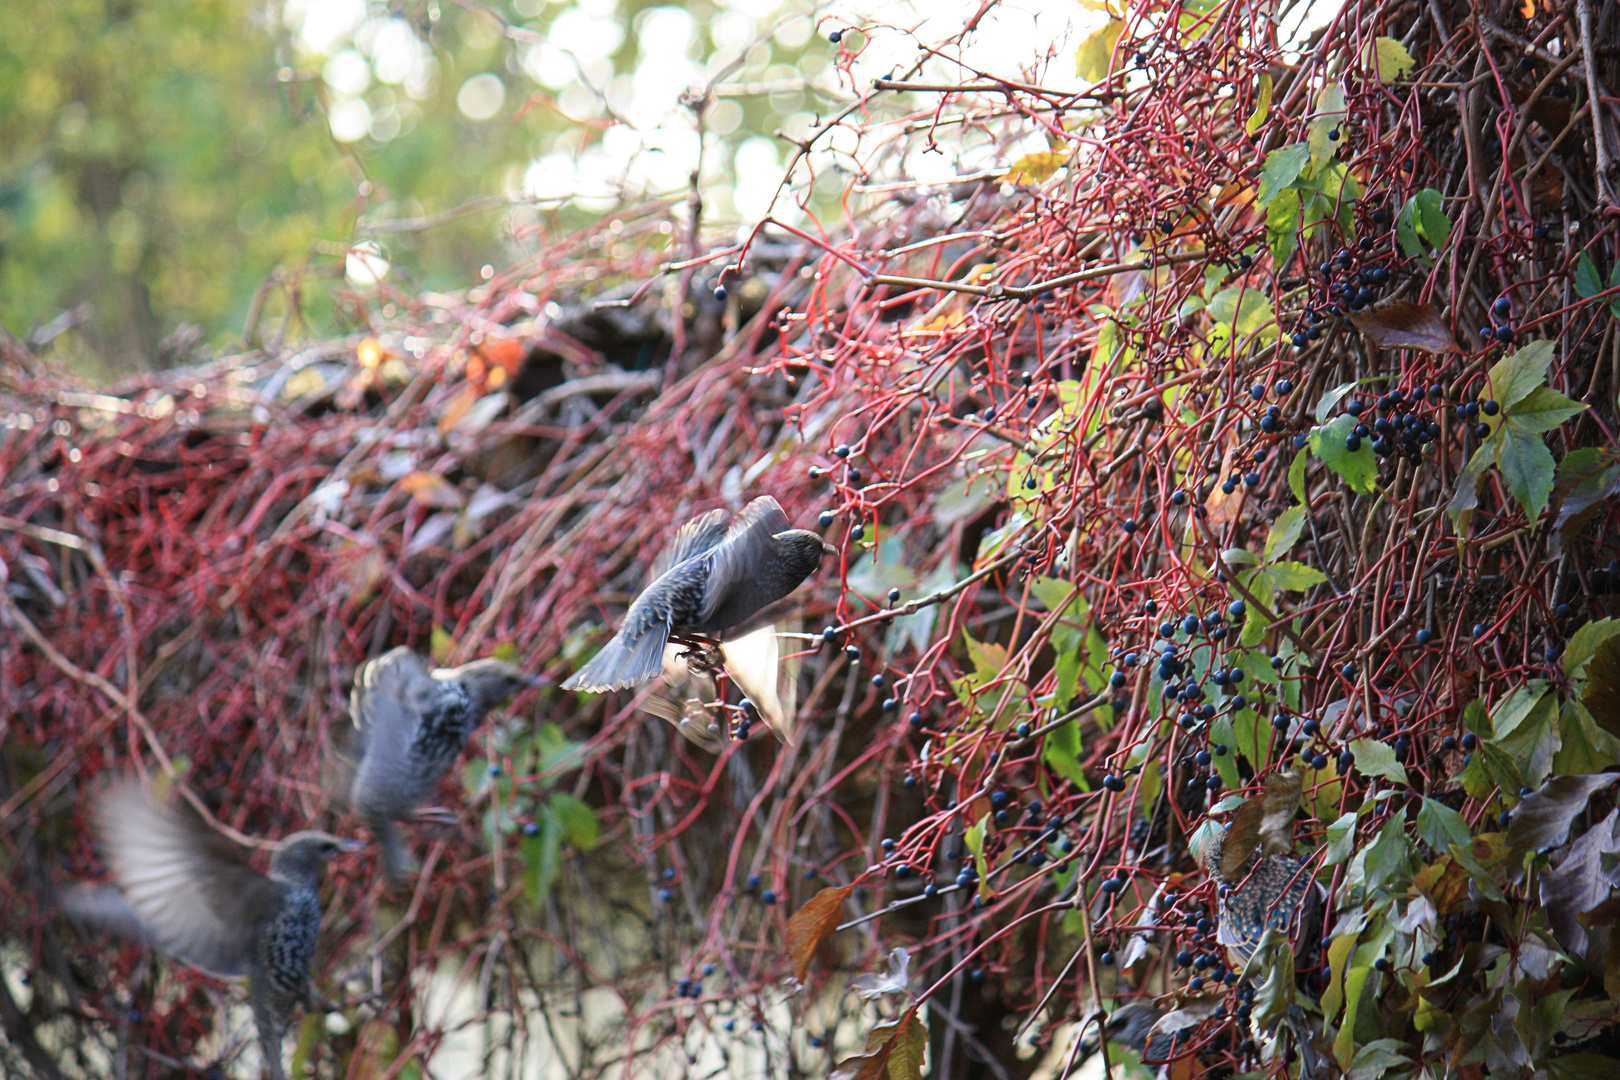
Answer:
774 528 832 576
271 831 363 879
442 658 537 714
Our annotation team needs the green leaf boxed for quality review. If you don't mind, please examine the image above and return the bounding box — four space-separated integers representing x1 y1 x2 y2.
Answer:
523 812 564 907
1315 380 1360 423
1482 340 1555 410
1574 251 1604 300
1210 714 1241 789
1490 681 1551 740
1413 188 1451 249
1074 19 1124 82
1415 798 1472 852
1396 195 1426 258
1506 385 1586 433
1324 812 1358 866
1043 720 1089 788
1288 448 1308 502
1447 442 1493 533
1263 506 1305 561
1553 700 1620 776
1309 414 1378 495
548 793 599 852
1246 72 1272 135
965 814 991 896
1307 82 1347 171
1367 36 1416 82
1256 143 1310 208
1351 737 1409 785
1268 561 1328 591
1265 185 1301 269
1496 424 1557 523
1565 619 1620 680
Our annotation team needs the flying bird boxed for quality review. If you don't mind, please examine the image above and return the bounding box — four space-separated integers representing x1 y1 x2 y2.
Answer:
345 647 534 880
62 778 357 1080
561 496 829 694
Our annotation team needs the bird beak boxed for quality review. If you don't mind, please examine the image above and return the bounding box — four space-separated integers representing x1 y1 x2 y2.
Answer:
822 541 840 556
338 838 367 854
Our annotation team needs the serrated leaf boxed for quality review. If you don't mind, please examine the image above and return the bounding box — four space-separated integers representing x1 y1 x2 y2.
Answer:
1447 442 1493 532
1315 380 1359 423
1268 561 1328 591
1307 82 1347 170
785 885 853 981
1367 36 1416 82
1004 150 1067 186
1552 449 1620 553
1496 425 1557 523
1483 340 1555 409
1490 681 1551 739
1346 301 1458 353
548 793 599 852
1266 185 1301 268
1074 19 1124 82
1505 774 1620 853
1309 414 1378 495
1257 144 1310 208
1413 188 1451 248
1565 619 1620 680
1574 251 1604 300
1351 738 1409 785
1246 72 1272 134
1506 385 1586 433
1396 195 1426 258
1416 798 1472 852
1263 507 1305 561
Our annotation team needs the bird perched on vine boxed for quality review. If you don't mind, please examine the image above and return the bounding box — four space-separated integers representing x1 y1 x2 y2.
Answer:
1190 820 1324 969
61 778 358 1080
1190 819 1328 1080
345 647 534 880
561 495 830 694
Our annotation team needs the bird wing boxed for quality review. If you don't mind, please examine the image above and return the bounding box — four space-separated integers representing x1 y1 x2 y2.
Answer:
637 644 730 752
349 648 441 815
651 507 731 580
90 780 284 978
697 496 795 627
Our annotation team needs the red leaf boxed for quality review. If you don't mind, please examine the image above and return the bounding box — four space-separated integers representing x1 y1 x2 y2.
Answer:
784 884 851 982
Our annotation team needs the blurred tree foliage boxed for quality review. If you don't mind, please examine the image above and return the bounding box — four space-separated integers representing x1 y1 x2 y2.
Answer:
0 0 828 375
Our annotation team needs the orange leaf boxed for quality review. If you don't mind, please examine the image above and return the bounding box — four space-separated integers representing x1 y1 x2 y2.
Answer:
1346 302 1458 354
399 472 464 510
476 336 529 376
784 884 851 981
438 384 481 434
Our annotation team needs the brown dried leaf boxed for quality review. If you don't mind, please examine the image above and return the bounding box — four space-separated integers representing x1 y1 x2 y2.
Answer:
437 384 481 434
1540 809 1620 954
1258 767 1306 856
399 472 464 510
830 1047 891 1080
785 884 851 982
1346 301 1458 354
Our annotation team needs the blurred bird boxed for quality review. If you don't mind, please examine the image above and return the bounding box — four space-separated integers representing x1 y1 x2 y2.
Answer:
561 496 829 693
1190 822 1324 969
345 647 534 880
1079 1002 1189 1066
62 778 357 1080
1191 821 1327 1080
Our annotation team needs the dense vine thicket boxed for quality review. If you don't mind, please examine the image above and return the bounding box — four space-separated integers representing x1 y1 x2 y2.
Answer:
4 1 1620 1078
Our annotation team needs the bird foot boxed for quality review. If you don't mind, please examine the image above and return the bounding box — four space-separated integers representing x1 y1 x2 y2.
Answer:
669 635 725 676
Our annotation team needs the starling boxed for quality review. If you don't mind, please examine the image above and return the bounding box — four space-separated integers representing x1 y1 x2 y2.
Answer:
1079 1002 1188 1066
346 647 534 880
639 622 800 751
1191 822 1324 969
62 778 357 1080
561 496 829 693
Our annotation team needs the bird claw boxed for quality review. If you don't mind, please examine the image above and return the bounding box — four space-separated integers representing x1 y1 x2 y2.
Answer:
670 635 725 676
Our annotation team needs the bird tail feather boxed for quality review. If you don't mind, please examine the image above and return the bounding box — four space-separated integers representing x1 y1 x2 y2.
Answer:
375 819 417 883
563 626 669 691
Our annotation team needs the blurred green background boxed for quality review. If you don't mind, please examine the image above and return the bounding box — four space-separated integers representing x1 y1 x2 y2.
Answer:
0 0 850 376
